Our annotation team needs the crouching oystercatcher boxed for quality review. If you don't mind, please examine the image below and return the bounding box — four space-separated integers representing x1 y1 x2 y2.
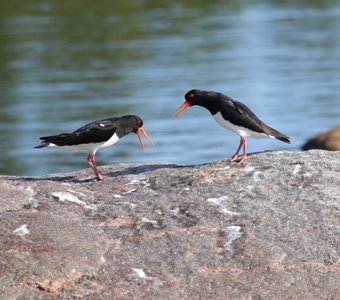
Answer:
173 89 290 163
35 115 153 180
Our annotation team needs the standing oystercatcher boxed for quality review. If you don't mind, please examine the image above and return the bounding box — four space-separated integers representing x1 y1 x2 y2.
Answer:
35 115 153 180
173 89 290 163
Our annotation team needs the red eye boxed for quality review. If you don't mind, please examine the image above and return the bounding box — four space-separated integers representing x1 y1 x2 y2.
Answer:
189 93 194 99
136 119 142 126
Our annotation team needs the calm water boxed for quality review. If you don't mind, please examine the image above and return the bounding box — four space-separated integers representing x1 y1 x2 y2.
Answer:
0 0 339 176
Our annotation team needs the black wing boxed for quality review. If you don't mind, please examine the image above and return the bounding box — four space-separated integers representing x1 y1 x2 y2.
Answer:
219 97 290 143
37 118 118 146
219 97 267 133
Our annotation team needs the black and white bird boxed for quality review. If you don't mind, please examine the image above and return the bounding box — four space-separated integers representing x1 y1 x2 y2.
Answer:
173 89 290 163
35 115 153 180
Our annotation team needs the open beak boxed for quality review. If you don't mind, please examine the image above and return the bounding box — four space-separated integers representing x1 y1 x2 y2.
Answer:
136 127 154 149
172 100 191 119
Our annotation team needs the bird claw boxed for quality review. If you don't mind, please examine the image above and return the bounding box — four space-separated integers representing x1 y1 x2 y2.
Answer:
227 154 247 164
96 174 105 181
229 154 238 161
237 155 247 164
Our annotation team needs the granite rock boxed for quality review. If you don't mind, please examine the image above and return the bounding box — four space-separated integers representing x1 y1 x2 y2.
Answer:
302 126 340 151
0 150 339 299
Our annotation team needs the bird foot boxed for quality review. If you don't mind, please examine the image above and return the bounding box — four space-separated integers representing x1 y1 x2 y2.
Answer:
96 173 105 181
227 154 247 164
237 155 247 164
229 154 239 162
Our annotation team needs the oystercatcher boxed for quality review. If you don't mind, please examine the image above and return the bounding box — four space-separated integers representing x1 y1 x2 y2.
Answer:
35 115 153 180
173 89 290 163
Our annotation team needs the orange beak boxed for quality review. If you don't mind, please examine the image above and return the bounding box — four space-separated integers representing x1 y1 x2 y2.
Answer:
136 127 154 149
172 100 191 119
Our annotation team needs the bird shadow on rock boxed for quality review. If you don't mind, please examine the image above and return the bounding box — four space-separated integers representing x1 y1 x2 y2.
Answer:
8 175 93 184
7 164 193 184
109 163 192 178
248 150 276 156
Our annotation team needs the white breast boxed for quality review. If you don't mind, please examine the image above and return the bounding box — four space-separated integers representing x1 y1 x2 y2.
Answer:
100 132 120 148
213 112 272 139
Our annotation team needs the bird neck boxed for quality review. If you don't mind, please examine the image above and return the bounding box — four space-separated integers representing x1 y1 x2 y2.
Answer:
116 126 132 138
199 101 219 115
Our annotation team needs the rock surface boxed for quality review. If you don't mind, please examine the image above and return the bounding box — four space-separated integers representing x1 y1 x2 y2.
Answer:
302 126 340 151
0 150 339 299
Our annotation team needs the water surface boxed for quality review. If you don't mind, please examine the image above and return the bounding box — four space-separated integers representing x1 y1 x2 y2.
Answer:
0 0 339 176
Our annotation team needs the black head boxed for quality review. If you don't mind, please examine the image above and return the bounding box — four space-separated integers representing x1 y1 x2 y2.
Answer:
117 115 143 135
185 89 205 105
173 89 220 118
117 115 153 149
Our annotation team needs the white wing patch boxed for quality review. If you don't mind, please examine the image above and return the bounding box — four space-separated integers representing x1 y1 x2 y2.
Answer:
99 123 105 127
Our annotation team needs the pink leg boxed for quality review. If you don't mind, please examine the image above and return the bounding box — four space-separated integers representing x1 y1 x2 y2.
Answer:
87 153 105 180
229 137 247 164
229 137 244 161
238 137 247 164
